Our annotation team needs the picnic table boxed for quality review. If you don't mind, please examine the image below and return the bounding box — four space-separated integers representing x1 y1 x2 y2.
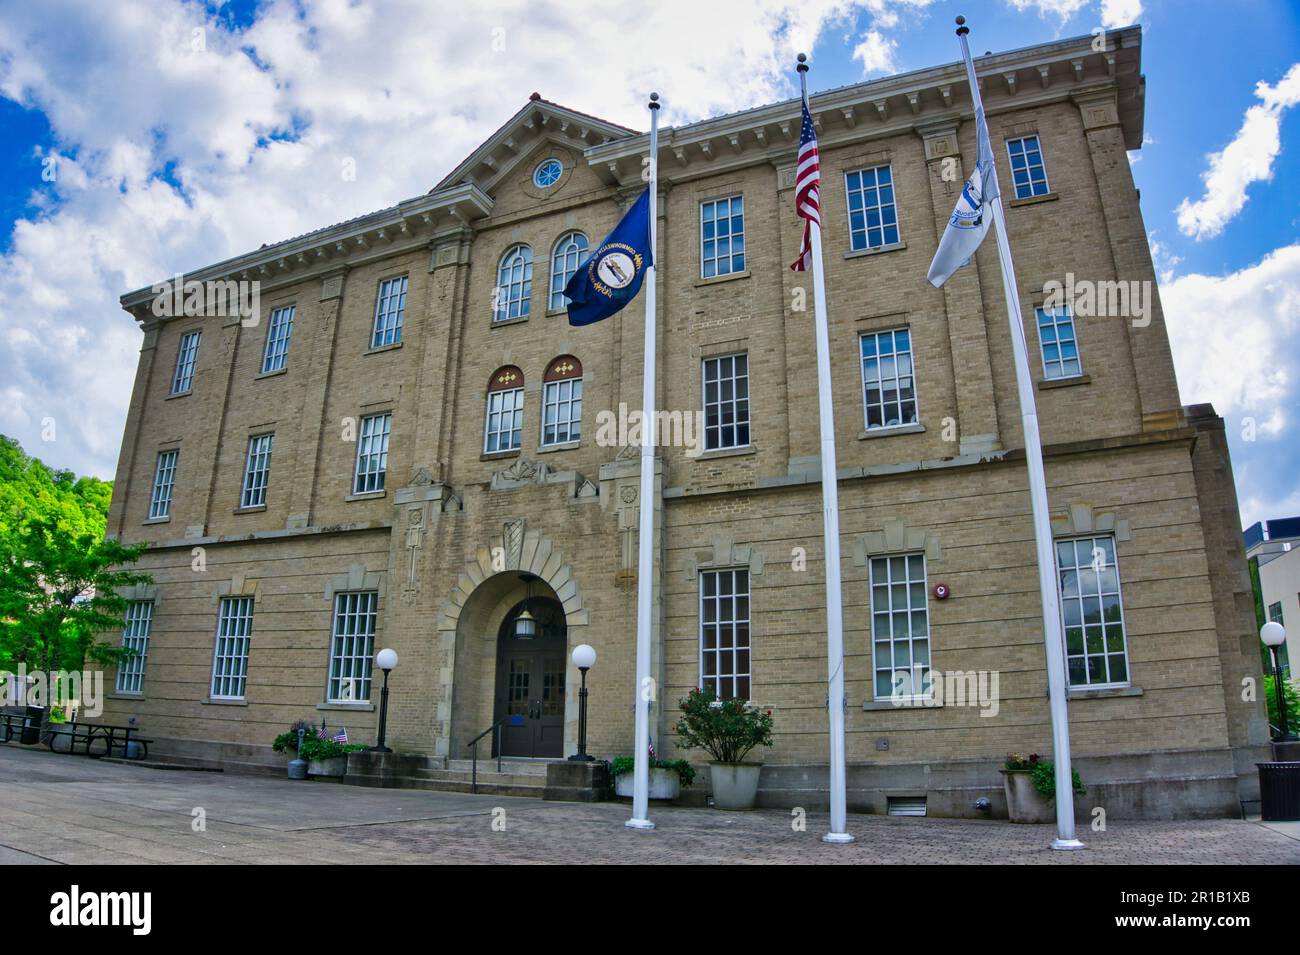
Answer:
44 719 151 760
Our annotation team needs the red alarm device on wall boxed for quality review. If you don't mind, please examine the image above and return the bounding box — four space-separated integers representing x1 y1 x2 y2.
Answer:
934 582 951 600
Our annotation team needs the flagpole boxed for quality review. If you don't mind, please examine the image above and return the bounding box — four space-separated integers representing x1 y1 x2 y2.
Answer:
626 91 660 831
796 56 853 845
954 15 1083 849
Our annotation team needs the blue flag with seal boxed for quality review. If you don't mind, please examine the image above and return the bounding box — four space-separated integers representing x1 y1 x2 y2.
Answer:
564 187 653 326
926 103 999 288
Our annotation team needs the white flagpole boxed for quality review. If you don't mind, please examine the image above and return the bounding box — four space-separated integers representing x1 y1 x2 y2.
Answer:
798 56 853 845
626 91 660 831
955 16 1083 849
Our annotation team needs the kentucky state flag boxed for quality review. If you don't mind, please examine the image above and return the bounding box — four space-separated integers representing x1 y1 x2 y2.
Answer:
926 104 999 288
564 188 653 326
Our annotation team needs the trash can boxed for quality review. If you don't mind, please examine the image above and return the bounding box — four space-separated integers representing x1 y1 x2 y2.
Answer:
1257 762 1300 821
20 705 44 745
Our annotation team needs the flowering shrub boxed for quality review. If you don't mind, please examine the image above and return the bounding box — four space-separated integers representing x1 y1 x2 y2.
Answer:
672 688 773 764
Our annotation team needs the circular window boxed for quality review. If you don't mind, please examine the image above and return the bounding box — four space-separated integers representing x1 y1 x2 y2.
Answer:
533 158 563 189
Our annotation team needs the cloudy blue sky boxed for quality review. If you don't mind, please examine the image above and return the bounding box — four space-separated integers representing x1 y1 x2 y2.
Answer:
0 0 1297 528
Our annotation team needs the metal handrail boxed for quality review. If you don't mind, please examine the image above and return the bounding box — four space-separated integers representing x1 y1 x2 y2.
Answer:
467 722 503 794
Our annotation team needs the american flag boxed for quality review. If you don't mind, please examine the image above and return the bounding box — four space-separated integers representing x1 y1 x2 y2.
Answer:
789 95 821 272
648 736 656 759
332 727 348 744
317 721 329 740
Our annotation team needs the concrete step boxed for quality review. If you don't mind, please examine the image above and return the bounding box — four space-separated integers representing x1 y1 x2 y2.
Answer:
446 757 550 776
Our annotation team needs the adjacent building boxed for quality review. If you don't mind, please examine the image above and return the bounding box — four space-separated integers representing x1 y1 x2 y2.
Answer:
1246 518 1299 682
102 26 1269 818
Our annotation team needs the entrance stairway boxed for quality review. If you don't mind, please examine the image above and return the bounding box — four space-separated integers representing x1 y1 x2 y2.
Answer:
344 751 549 798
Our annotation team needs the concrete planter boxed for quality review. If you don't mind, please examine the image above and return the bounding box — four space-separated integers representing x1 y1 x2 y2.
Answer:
614 767 681 800
709 762 762 810
307 756 348 778
1001 768 1054 823
48 727 73 753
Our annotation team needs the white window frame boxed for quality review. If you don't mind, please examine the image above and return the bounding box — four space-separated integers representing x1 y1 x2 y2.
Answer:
699 195 745 278
702 353 750 451
869 553 932 702
1056 535 1130 689
149 449 178 519
116 601 153 695
845 164 900 252
370 275 408 349
261 304 296 373
210 596 254 700
494 245 533 321
698 568 751 701
353 413 391 494
541 377 582 447
328 591 378 703
1007 135 1050 199
860 328 918 431
1036 304 1082 380
239 433 273 509
549 232 588 311
485 387 524 453
171 330 200 394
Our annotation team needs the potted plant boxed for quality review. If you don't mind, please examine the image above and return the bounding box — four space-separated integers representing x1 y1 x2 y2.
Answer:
272 721 365 778
673 688 773 810
1001 753 1085 823
610 756 695 800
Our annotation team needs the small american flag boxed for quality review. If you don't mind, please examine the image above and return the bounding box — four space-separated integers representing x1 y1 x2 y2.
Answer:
648 736 656 759
332 727 348 744
789 94 821 271
316 721 329 740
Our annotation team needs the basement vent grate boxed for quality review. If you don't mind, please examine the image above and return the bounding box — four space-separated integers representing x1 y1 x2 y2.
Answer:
887 797 927 817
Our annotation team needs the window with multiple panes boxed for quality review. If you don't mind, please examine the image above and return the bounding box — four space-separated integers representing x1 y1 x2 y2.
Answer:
700 196 745 278
1036 304 1081 380
211 596 254 699
261 304 295 373
549 232 588 311
239 433 273 508
116 601 153 694
495 245 533 321
353 413 391 494
870 554 931 700
1057 536 1129 688
1007 135 1050 199
541 356 582 446
1269 601 1284 625
171 330 200 394
485 366 524 453
699 569 751 701
861 329 918 430
370 275 407 348
846 165 900 251
149 449 178 519
328 591 378 703
702 353 749 451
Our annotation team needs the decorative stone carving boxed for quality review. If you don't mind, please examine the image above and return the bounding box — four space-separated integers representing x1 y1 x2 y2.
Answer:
853 519 942 565
491 456 550 490
409 467 435 486
1050 503 1132 541
504 518 526 570
683 534 767 581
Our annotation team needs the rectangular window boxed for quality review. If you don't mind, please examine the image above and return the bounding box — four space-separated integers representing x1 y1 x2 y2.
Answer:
370 275 408 349
328 592 378 703
870 554 931 699
700 196 745 278
702 353 749 451
116 601 153 695
149 450 178 519
1057 536 1129 688
1036 304 1082 380
1269 601 1284 625
1007 135 1050 199
211 596 254 699
261 304 296 373
239 433 273 508
845 164 900 251
353 413 391 494
699 569 750 701
485 388 524 453
861 329 918 430
541 378 582 446
171 331 200 394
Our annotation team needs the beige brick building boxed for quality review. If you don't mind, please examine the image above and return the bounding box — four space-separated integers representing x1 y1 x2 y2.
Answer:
104 26 1270 818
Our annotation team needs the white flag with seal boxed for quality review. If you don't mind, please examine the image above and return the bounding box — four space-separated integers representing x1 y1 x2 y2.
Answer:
927 105 999 287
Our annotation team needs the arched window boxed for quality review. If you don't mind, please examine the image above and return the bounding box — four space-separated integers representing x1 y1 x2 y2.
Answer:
494 245 533 322
485 366 525 453
549 232 588 311
541 356 583 447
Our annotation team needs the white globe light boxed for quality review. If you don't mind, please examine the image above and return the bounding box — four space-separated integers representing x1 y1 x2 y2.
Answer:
1261 621 1286 648
572 644 597 669
376 648 399 671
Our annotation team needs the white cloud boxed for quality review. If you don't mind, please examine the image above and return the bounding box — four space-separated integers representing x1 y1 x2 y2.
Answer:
1004 0 1091 23
1176 62 1300 240
0 0 920 479
1162 242 1300 437
852 29 899 75
1099 0 1142 28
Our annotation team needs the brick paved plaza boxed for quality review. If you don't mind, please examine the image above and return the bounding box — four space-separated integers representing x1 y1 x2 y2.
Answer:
1 746 1296 865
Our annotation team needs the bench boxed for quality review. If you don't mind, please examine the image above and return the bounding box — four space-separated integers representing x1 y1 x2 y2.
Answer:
0 712 33 744
45 720 152 760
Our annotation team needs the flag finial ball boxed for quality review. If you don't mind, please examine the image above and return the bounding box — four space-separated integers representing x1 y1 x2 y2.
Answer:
650 92 659 102
797 52 807 63
956 15 965 25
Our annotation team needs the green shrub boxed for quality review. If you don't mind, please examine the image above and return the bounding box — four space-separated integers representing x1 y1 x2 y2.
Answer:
1004 752 1085 800
609 756 695 788
672 688 773 764
271 719 366 760
1265 674 1300 735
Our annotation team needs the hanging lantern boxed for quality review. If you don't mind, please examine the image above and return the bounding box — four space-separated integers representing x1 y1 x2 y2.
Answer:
515 575 537 638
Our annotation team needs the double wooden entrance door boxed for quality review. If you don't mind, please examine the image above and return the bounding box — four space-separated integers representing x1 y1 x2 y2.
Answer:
494 598 566 758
